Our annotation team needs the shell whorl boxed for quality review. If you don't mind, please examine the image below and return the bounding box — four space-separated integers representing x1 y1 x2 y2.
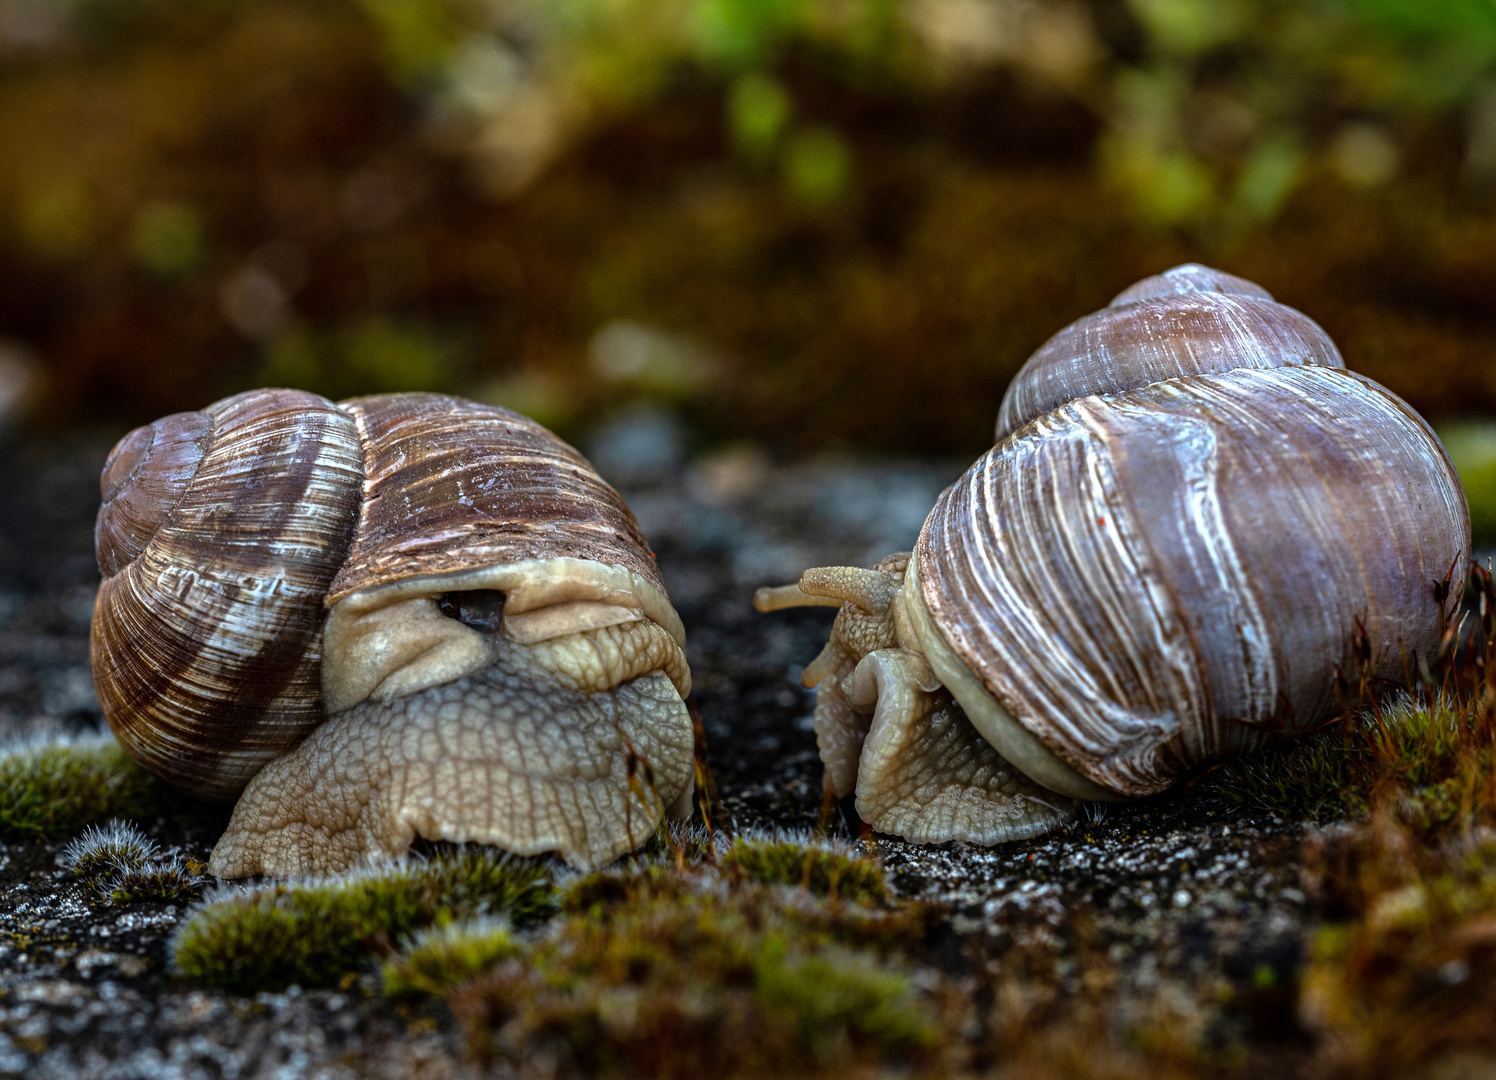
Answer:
326 393 670 614
95 410 209 577
90 389 364 800
994 263 1345 442
920 364 1469 794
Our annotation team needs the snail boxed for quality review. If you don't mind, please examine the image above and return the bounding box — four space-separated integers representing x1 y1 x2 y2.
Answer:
757 264 1470 845
91 389 694 876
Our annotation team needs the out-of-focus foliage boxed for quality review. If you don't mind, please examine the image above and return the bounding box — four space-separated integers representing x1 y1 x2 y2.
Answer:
1436 421 1496 545
1 0 1494 452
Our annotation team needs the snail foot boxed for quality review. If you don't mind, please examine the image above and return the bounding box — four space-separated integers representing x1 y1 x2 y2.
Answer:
847 649 1077 844
207 630 694 878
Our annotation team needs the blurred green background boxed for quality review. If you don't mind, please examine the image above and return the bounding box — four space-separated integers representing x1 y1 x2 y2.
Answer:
2 0 1496 499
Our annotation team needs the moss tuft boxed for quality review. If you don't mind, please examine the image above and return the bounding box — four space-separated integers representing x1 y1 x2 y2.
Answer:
382 917 519 998
106 855 206 905
559 862 686 917
451 888 944 1076
171 850 554 992
0 734 171 836
1297 817 1496 1072
60 819 158 889
1211 694 1496 832
720 832 886 904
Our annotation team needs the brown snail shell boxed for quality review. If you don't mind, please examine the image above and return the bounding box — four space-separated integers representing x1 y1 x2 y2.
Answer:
759 264 1470 845
92 391 692 874
92 389 362 800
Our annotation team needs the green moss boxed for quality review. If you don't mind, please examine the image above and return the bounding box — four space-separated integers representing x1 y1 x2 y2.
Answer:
382 917 520 998
61 819 158 890
560 862 686 917
753 939 934 1058
61 818 208 904
106 856 205 905
0 736 171 836
452 889 942 1076
720 835 886 904
172 850 554 992
1210 730 1373 822
1209 696 1496 831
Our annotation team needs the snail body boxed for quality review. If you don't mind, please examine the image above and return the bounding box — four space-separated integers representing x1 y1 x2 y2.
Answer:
759 265 1469 844
92 390 692 876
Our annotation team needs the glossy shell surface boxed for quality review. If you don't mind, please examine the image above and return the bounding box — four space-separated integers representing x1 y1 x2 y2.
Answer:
995 264 1345 443
328 393 666 606
918 266 1469 795
91 389 363 799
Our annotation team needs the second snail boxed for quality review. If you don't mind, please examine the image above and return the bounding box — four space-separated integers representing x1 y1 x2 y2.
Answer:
759 263 1470 845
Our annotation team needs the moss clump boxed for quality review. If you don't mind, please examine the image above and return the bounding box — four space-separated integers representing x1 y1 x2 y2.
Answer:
1211 695 1496 833
106 856 205 904
60 819 158 889
0 735 170 836
382 917 519 998
560 861 685 917
61 818 207 904
1298 819 1496 1072
171 850 554 992
451 889 944 1077
720 833 886 904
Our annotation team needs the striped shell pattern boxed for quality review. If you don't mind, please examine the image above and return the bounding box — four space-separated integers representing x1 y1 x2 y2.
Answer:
918 264 1470 797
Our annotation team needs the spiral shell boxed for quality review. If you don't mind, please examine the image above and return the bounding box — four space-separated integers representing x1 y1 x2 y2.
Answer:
90 389 363 800
995 263 1345 442
916 266 1470 795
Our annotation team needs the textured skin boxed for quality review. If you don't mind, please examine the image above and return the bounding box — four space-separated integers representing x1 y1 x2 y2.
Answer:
798 555 908 797
328 394 665 605
851 649 1075 843
209 662 693 876
811 654 866 799
995 265 1343 442
921 365 1470 794
91 390 363 800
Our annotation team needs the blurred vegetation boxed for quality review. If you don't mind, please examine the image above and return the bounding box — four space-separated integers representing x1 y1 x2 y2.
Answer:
1 0 1495 453
0 735 172 834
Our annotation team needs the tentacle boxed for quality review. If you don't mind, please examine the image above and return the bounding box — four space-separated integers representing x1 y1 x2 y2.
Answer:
753 584 844 612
